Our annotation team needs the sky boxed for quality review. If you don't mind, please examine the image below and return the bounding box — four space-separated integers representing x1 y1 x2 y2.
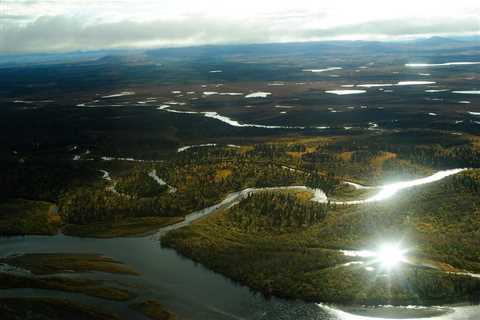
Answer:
0 0 479 54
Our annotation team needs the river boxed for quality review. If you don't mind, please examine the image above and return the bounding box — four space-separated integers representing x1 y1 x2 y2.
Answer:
1 169 479 320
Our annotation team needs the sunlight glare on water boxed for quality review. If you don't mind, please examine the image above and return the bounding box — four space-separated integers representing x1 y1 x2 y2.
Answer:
365 169 466 202
375 243 407 269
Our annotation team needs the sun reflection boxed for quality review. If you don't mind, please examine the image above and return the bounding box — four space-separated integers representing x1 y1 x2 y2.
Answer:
341 242 409 271
364 169 465 203
374 243 407 270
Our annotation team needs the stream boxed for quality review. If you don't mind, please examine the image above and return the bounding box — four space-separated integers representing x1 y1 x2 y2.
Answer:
1 169 479 320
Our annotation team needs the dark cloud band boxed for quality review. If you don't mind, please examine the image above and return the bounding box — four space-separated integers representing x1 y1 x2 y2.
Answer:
1 14 478 53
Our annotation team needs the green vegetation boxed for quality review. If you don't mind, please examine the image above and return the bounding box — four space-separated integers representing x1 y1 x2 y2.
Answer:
229 192 328 232
306 172 339 195
63 216 184 238
0 158 106 203
3 130 478 237
2 44 480 314
116 167 168 198
324 131 478 181
2 126 480 307
58 152 311 227
0 298 120 320
307 172 480 273
163 170 480 305
0 199 60 236
130 300 176 320
327 183 374 201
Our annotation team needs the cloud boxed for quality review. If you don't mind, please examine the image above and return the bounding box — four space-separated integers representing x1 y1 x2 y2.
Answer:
0 15 299 53
0 3 479 53
306 16 480 38
0 14 30 21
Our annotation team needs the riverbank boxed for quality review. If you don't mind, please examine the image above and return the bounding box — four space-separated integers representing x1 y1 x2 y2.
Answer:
0 199 60 236
1 174 479 319
62 217 184 238
162 171 480 306
2 140 480 318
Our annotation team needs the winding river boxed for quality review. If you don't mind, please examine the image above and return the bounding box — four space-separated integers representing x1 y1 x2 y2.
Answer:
1 169 479 320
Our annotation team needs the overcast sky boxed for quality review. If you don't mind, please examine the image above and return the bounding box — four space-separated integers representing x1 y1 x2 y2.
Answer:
1 0 479 54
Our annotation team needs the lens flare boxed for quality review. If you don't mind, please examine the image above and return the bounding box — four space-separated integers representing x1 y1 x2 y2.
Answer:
375 243 407 269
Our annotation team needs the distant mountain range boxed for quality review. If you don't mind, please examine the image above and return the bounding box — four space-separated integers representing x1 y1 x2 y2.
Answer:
0 36 478 67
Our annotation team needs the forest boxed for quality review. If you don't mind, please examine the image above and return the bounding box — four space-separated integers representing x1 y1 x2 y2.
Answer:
228 192 328 232
163 168 480 305
2 130 480 239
